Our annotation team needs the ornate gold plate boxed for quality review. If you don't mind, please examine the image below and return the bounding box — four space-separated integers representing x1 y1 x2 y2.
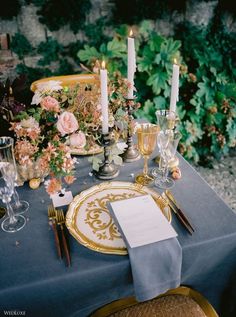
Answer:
70 143 103 156
66 181 171 255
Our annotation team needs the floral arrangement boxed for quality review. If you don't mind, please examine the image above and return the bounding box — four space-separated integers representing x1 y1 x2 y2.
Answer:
10 80 82 194
9 71 133 194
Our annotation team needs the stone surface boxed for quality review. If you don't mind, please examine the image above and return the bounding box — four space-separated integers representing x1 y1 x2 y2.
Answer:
0 0 236 72
186 0 218 26
194 156 236 212
17 4 46 47
0 18 18 34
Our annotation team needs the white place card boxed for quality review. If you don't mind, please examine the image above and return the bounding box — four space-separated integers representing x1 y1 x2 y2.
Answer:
51 191 73 208
109 194 177 248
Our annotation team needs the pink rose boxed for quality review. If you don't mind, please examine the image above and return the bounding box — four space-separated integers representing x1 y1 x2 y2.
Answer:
41 96 60 113
57 111 79 136
69 132 86 149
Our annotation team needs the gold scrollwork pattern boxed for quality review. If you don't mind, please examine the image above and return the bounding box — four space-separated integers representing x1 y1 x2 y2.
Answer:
85 193 136 241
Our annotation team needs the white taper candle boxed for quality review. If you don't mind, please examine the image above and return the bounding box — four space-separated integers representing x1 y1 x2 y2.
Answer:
169 61 180 114
100 61 109 134
127 29 136 99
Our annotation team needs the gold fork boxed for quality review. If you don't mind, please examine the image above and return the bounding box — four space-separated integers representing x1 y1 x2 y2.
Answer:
56 209 71 267
48 205 62 259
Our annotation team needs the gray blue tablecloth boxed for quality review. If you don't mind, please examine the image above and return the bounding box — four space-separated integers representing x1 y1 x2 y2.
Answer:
0 152 236 317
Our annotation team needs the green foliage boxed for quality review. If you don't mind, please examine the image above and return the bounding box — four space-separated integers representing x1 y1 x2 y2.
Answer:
37 38 63 65
34 0 91 33
11 33 33 60
174 19 236 163
16 64 53 85
111 0 187 25
78 37 127 74
10 2 236 165
84 17 111 48
135 24 182 117
14 37 77 84
77 18 236 163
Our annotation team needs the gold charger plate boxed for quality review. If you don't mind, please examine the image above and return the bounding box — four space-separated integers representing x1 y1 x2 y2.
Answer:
66 181 171 255
70 143 103 156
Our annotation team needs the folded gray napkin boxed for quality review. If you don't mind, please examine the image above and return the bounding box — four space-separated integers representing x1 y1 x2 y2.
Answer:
128 237 182 301
108 202 182 302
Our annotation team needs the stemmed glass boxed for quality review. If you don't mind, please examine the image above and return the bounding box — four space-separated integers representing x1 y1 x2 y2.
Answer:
155 110 176 131
0 137 29 214
135 123 159 186
152 109 176 178
0 162 26 232
0 176 26 232
154 130 182 189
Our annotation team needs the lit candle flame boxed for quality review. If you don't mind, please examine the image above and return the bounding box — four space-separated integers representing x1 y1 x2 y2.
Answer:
101 60 106 69
173 58 178 65
129 29 133 37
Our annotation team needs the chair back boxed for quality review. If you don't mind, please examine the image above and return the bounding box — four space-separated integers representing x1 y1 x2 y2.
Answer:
30 74 100 112
90 286 219 317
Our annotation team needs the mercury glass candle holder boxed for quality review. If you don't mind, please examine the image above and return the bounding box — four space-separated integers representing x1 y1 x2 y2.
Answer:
94 133 119 180
121 99 141 163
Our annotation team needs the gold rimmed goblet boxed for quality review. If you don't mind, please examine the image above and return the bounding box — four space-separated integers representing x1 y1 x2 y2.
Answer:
135 123 159 186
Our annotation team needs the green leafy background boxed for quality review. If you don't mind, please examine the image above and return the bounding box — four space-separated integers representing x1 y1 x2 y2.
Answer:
2 0 236 165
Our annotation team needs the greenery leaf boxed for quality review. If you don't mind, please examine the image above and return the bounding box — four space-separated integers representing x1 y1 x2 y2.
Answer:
138 46 155 72
77 45 101 62
147 71 168 95
107 38 126 58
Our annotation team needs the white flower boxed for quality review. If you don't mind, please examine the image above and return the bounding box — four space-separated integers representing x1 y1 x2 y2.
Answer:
21 117 39 129
31 81 62 105
31 91 42 105
36 80 63 93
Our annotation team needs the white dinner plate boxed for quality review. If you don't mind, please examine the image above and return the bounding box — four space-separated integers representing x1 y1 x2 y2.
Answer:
66 181 171 255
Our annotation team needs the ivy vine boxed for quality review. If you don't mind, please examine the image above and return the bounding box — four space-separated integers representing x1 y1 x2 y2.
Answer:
31 0 91 33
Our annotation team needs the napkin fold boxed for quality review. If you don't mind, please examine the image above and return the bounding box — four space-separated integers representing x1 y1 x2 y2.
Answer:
128 237 182 301
107 199 182 302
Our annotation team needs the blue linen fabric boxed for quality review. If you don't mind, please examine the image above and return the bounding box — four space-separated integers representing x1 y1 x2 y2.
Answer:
0 152 236 317
128 238 182 301
108 200 182 302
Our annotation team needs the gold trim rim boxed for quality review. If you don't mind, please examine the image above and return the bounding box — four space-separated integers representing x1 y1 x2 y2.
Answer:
70 145 103 156
66 181 171 255
90 286 219 317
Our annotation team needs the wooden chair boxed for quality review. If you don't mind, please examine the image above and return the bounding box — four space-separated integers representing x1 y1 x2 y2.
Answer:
30 73 99 91
30 73 100 107
90 286 219 317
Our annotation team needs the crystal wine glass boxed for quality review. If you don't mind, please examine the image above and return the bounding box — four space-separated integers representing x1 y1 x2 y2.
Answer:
154 130 182 189
155 110 176 131
0 137 29 214
152 109 176 178
0 169 26 233
135 123 159 186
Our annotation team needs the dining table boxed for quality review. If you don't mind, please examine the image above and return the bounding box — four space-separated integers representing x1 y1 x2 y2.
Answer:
0 149 236 317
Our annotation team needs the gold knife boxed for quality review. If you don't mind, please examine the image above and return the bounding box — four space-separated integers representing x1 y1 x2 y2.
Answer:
162 192 193 234
165 190 194 232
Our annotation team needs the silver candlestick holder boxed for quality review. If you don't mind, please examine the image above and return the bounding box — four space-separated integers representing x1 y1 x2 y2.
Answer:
121 98 141 163
94 132 120 180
